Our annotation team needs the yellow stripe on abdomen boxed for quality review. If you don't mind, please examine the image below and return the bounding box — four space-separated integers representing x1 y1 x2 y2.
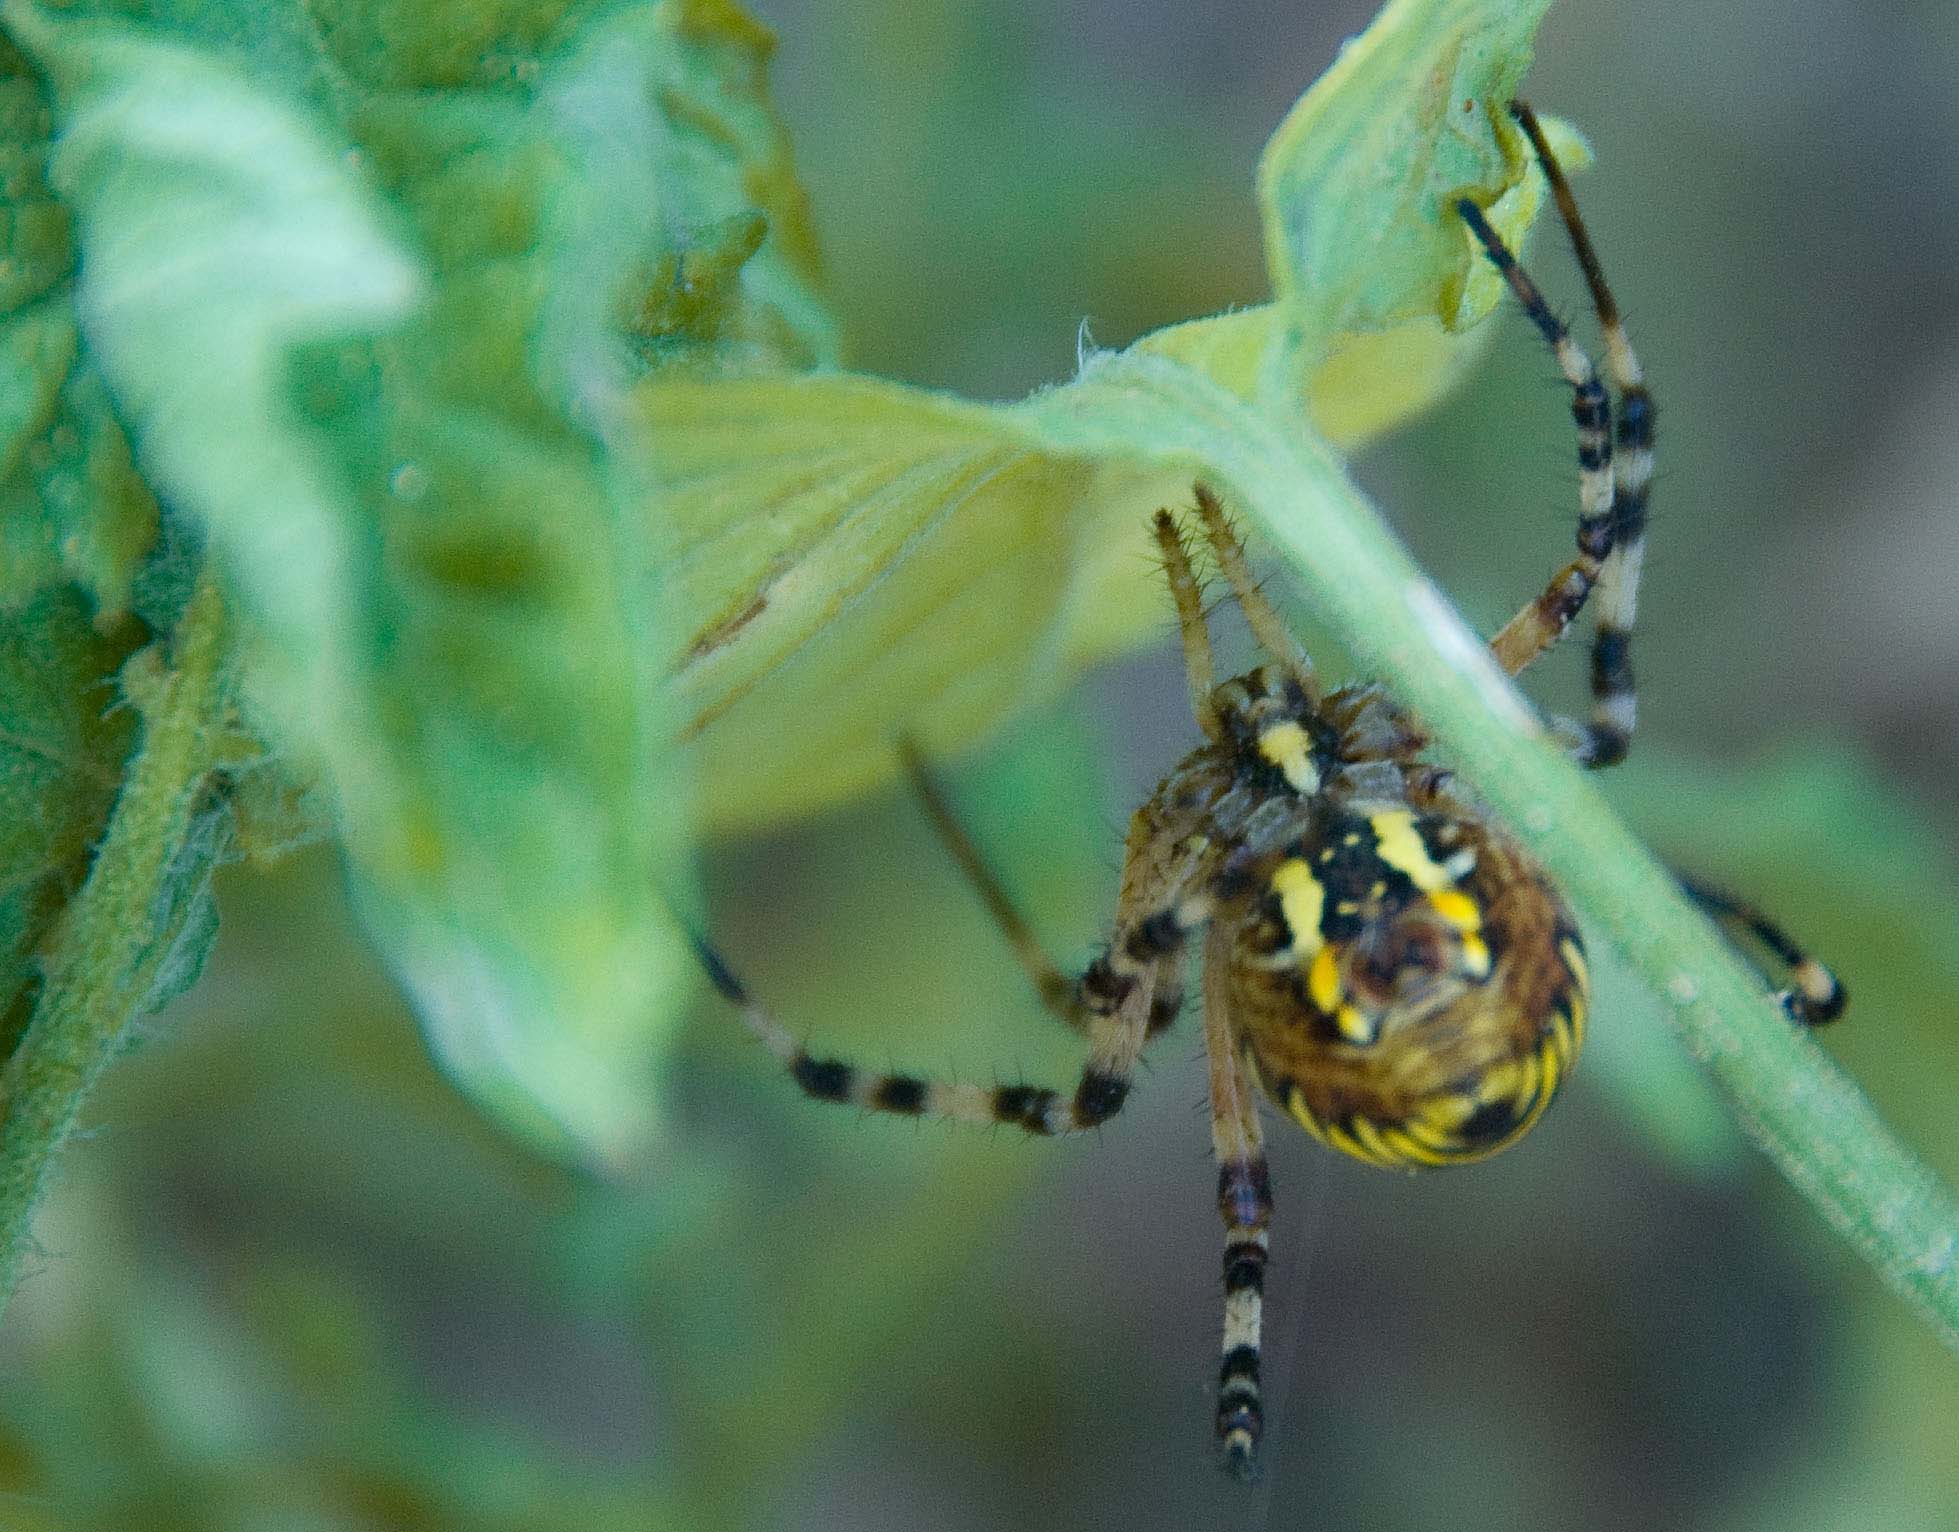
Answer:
1269 858 1327 959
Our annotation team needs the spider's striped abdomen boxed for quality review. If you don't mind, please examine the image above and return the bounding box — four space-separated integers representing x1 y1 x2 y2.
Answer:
1229 800 1587 1169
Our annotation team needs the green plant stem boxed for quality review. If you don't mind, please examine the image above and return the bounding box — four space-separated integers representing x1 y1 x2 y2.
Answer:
0 577 229 1318
1029 351 1959 1352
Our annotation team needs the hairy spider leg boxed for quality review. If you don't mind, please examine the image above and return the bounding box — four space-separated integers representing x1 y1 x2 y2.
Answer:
1513 99 1652 768
1152 508 1226 741
1189 483 1326 703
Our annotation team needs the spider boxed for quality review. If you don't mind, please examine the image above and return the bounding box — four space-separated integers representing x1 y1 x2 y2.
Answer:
687 102 1844 1480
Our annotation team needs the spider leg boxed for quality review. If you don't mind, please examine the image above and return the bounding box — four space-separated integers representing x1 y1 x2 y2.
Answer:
1189 483 1325 703
899 737 1187 1041
688 833 1215 1135
689 928 1154 1133
1203 924 1272 1480
1514 99 1652 769
1152 508 1224 740
899 736 1088 1027
1462 100 1651 769
1678 877 1847 1025
890 504 1238 1046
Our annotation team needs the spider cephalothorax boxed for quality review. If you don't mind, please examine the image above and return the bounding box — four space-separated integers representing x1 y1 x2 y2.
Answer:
689 100 1841 1483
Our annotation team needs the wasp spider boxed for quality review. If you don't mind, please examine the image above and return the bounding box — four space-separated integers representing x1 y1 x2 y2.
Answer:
690 102 1843 1481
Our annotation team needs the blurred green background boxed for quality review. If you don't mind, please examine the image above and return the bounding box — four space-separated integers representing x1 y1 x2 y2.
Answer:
6 0 1959 1527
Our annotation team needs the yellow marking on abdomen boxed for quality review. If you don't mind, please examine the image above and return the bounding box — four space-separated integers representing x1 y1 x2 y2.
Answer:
1369 810 1454 892
1559 936 1590 994
1269 858 1327 960
1349 1116 1398 1164
1426 886 1490 978
1324 1119 1388 1167
1334 1003 1376 1045
1537 1036 1562 1100
1285 1087 1332 1147
1307 943 1341 1013
1381 1125 1451 1167
1552 1010 1575 1062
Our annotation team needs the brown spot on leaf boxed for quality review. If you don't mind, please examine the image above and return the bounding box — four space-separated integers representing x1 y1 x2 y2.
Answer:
688 591 768 659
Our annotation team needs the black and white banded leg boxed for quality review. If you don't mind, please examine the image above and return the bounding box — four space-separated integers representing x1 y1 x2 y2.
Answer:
1513 99 1652 769
688 845 1215 1137
1679 878 1847 1026
1463 99 1652 770
1205 927 1273 1480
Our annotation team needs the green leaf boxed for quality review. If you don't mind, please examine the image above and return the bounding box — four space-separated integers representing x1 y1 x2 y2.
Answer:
1258 0 1556 349
1139 0 1586 448
651 372 1189 831
617 0 841 369
1 0 833 1166
0 55 160 618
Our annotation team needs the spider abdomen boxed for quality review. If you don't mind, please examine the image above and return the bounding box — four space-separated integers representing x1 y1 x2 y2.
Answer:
1227 801 1588 1169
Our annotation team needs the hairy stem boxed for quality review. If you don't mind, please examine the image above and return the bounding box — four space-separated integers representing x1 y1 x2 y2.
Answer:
0 577 229 1317
1027 350 1959 1351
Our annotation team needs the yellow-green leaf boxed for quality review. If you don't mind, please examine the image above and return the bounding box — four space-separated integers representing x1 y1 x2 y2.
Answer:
1259 0 1556 346
654 372 1193 830
655 0 1570 832
1138 0 1588 447
619 0 840 369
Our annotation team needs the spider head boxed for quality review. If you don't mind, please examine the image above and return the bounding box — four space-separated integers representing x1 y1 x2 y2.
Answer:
1210 666 1334 795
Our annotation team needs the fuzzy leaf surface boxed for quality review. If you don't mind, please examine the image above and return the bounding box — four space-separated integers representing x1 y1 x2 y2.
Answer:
3 0 833 1165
